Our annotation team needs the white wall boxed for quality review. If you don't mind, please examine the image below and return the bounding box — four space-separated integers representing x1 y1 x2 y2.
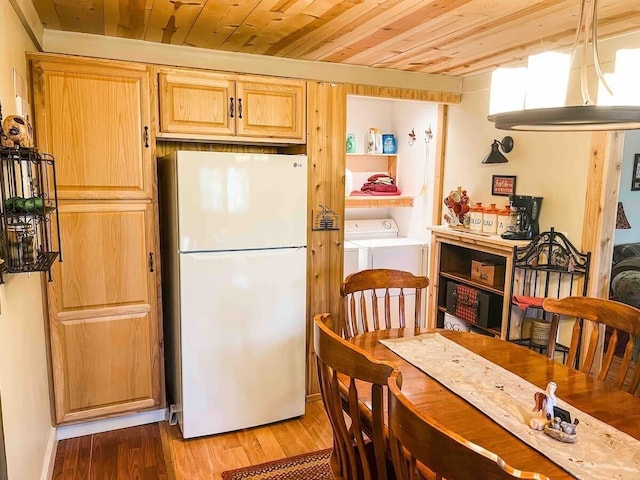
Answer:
615 130 640 245
345 96 438 240
0 3 54 480
446 72 591 246
447 31 640 250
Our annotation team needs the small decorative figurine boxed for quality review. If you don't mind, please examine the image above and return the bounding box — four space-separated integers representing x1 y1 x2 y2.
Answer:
2 114 33 148
530 381 579 442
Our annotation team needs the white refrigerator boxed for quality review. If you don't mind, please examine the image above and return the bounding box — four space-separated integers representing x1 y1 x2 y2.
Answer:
158 150 307 439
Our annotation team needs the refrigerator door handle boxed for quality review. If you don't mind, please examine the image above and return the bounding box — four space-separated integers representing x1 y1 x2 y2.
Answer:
149 252 154 272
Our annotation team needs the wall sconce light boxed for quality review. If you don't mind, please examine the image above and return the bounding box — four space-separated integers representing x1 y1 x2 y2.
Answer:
482 136 514 164
616 202 631 229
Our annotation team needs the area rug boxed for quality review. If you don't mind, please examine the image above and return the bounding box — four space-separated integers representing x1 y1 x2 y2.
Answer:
221 449 333 480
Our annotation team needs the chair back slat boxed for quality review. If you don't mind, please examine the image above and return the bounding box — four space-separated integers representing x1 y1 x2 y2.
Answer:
543 296 640 395
340 269 429 339
387 371 549 480
314 313 396 480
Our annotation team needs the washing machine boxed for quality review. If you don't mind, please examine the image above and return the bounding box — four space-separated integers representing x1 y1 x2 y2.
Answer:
344 240 361 279
343 218 429 327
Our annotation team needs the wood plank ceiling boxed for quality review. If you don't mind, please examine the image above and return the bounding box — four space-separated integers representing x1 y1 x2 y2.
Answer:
32 0 640 77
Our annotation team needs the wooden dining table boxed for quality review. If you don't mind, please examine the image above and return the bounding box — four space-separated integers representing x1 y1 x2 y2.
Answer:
349 327 640 479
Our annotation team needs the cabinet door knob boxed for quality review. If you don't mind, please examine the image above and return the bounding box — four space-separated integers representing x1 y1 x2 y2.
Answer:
149 252 154 272
238 98 243 119
144 126 149 148
230 97 235 118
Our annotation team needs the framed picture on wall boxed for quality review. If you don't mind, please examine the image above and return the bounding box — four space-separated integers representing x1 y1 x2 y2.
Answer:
632 154 640 191
491 175 517 196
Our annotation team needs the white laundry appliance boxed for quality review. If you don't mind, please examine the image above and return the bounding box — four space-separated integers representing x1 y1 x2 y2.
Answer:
343 219 429 327
158 150 307 439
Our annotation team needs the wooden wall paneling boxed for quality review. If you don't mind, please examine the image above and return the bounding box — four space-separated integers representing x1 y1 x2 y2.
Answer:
155 142 279 158
346 83 461 104
581 131 624 298
431 104 448 227
306 81 347 395
580 130 624 373
148 65 166 416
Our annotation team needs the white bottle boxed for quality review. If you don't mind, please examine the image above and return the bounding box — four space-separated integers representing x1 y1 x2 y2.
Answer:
345 168 353 195
367 128 376 153
375 132 383 153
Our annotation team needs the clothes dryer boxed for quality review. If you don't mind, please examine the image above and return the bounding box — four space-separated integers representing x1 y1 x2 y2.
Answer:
343 219 429 328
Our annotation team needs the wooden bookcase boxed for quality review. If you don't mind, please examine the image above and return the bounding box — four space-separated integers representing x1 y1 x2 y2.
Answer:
428 226 529 339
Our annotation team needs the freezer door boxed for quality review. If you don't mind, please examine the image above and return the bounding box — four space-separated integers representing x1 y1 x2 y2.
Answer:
178 247 306 438
176 151 307 252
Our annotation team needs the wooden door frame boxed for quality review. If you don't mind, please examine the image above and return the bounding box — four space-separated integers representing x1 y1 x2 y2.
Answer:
580 130 624 298
580 130 625 371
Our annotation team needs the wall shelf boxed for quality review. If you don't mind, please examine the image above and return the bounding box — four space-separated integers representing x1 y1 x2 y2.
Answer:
345 195 413 208
0 146 61 283
345 153 412 207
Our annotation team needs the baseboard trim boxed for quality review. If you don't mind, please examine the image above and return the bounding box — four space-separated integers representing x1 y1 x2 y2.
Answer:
56 408 167 440
40 426 57 480
305 393 321 402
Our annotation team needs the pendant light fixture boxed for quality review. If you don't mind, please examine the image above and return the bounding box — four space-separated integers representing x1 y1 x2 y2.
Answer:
488 0 640 131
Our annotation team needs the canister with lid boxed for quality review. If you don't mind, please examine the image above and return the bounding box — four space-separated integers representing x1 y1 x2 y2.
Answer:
5 223 36 268
469 202 484 231
496 205 513 236
482 203 498 234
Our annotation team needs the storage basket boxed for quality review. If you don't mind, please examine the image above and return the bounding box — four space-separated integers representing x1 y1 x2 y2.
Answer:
531 319 551 346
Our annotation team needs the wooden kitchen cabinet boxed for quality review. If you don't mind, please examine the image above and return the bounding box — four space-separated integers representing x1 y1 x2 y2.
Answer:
158 67 306 144
47 202 162 423
29 53 164 424
31 55 154 200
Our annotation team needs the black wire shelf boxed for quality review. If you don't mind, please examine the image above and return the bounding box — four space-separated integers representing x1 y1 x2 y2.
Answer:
0 145 61 284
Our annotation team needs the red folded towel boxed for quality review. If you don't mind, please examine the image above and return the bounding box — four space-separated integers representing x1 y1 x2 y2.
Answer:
512 295 545 310
361 183 398 193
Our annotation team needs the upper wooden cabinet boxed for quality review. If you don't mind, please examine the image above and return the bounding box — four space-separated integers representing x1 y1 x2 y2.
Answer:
157 67 306 144
30 55 154 200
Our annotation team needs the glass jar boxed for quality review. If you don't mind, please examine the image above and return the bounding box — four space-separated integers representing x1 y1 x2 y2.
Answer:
469 202 484 232
5 223 36 268
482 203 498 234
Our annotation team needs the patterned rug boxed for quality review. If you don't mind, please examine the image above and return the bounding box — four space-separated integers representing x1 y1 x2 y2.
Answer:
221 449 333 480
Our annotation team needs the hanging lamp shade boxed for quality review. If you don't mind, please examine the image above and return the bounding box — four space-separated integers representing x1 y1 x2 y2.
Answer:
488 0 640 132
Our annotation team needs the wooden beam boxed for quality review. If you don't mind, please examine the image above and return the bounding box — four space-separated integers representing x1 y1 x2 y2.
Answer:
580 130 624 374
581 131 624 299
306 81 346 395
431 104 448 227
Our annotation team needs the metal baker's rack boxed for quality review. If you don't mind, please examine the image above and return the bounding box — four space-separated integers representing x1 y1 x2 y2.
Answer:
0 146 61 283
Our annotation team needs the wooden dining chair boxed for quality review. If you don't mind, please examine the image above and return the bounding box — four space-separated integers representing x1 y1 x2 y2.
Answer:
387 370 550 480
543 296 640 395
340 268 429 339
313 313 396 480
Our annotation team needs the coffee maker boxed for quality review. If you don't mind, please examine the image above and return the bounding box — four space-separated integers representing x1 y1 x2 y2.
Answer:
501 195 543 240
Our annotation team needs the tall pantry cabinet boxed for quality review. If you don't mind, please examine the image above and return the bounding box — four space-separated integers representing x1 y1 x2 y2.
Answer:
29 54 163 424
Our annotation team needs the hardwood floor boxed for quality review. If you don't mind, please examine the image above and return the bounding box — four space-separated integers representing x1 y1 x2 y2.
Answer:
53 399 333 480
